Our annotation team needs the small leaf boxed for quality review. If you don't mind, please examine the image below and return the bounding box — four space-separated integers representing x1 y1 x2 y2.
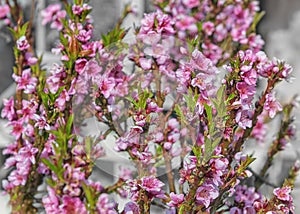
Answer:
66 114 74 135
41 158 58 175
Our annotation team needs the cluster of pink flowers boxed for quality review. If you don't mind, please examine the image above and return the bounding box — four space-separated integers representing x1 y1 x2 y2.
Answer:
229 185 263 213
154 0 264 65
224 50 290 130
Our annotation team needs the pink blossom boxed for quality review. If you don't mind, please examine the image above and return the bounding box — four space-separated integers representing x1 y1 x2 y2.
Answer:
96 194 117 214
75 58 88 74
234 185 262 206
167 118 179 130
167 192 184 207
1 97 15 121
42 187 60 214
123 202 139 214
236 82 256 101
273 187 292 202
16 142 38 164
7 170 27 186
202 21 215 36
46 64 66 94
264 93 282 118
24 52 38 65
139 58 152 70
33 114 51 130
41 4 61 25
16 99 38 122
72 5 83 15
175 15 197 32
4 156 17 169
0 4 10 19
97 75 115 99
82 59 102 81
230 207 242 214
236 109 252 129
16 36 30 51
252 114 267 143
140 176 165 198
76 29 92 43
9 120 24 139
41 4 66 30
60 196 87 214
196 182 219 208
182 0 200 8
12 68 37 94
55 89 70 111
139 11 175 36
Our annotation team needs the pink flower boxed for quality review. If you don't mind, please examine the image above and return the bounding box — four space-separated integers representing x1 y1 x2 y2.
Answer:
123 202 139 214
9 120 24 139
24 52 38 65
0 4 10 19
167 192 184 207
139 11 175 36
82 59 102 80
16 36 30 51
182 0 200 8
7 170 27 186
16 142 38 164
42 187 60 214
60 196 87 214
72 5 83 15
75 58 88 74
1 97 15 121
236 109 252 129
46 64 66 94
236 82 255 101
191 49 218 74
55 89 70 111
97 75 115 99
12 68 37 94
139 58 152 70
41 4 61 25
41 4 66 30
76 29 92 43
167 118 179 130
273 187 292 202
140 176 165 198
202 21 215 36
175 15 197 32
16 99 38 122
33 114 51 130
96 194 117 214
264 93 282 118
230 207 242 214
196 182 219 208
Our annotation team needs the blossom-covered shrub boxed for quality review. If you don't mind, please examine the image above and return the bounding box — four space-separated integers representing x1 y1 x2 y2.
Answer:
0 0 299 213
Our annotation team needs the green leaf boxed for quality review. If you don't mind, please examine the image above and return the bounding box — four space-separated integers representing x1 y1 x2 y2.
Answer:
183 87 197 112
174 104 187 125
82 182 96 211
226 93 235 103
125 96 138 108
192 146 202 160
7 27 17 38
238 156 256 174
41 158 58 175
19 22 29 36
217 85 226 102
66 114 74 135
251 11 265 31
